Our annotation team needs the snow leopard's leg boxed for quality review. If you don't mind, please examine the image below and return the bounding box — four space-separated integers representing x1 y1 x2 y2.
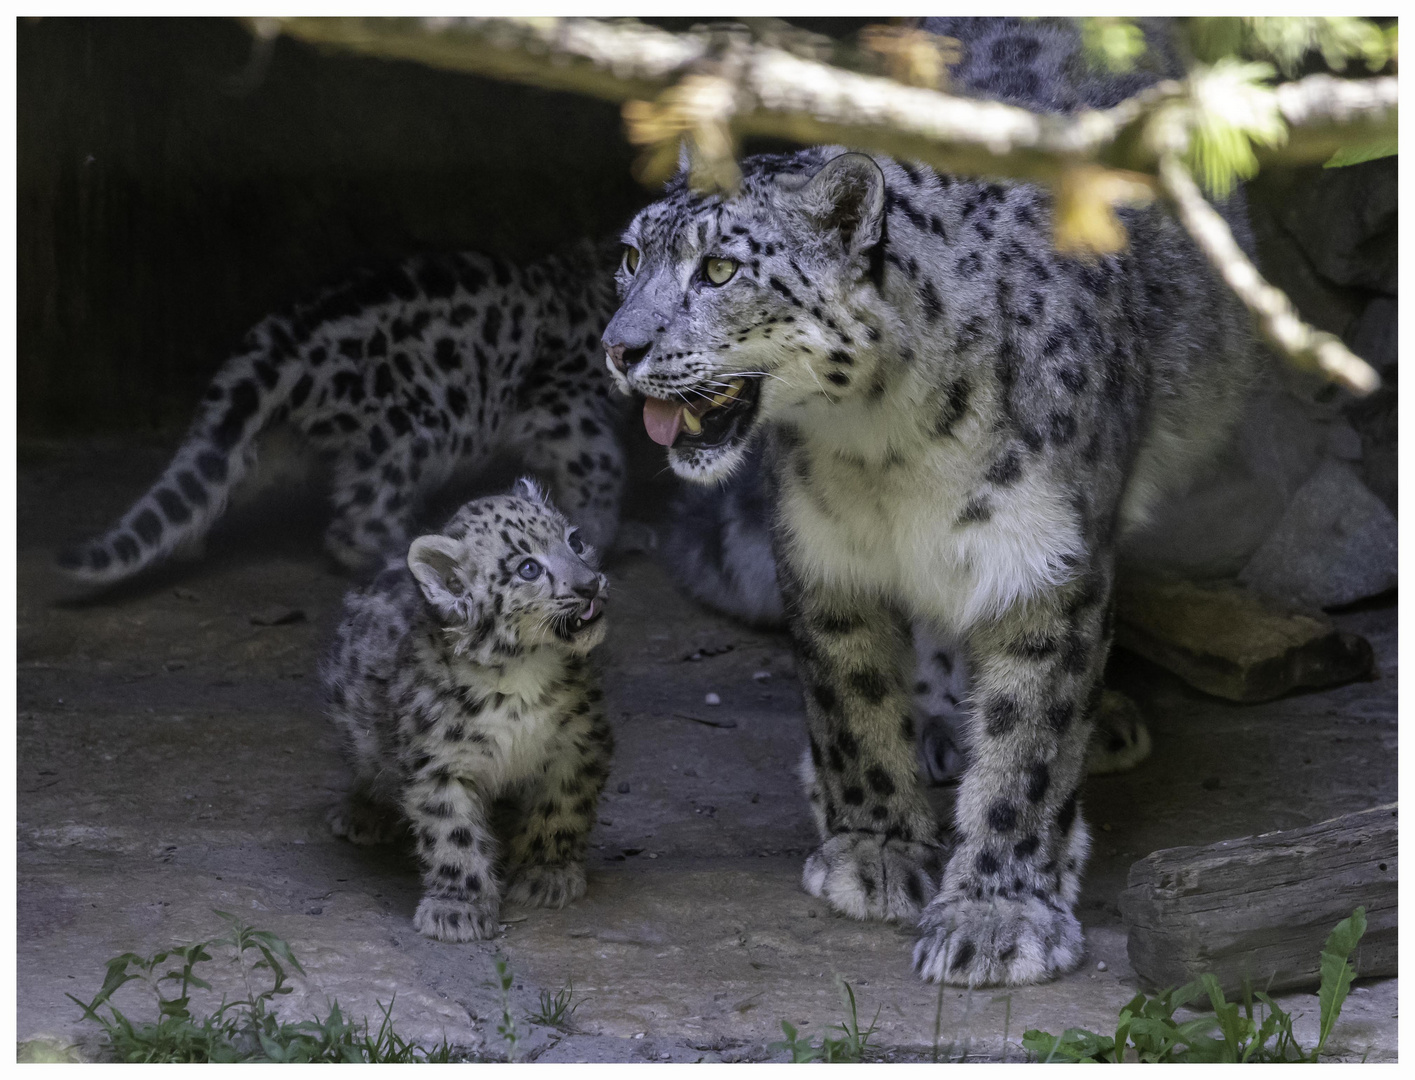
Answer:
502 701 612 910
403 769 502 942
781 568 945 921
913 568 1111 987
323 432 450 572
513 403 625 552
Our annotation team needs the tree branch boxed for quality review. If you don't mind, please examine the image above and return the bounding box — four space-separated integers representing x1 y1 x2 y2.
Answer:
1158 155 1380 396
251 16 1393 395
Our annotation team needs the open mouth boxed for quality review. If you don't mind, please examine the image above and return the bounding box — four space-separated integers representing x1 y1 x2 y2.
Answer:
576 598 603 628
641 377 762 450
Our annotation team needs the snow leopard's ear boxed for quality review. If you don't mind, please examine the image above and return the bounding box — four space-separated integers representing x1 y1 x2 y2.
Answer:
795 152 886 254
408 534 472 613
512 476 553 509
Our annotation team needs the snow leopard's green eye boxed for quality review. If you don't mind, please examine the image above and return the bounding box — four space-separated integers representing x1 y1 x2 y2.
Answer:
623 246 641 274
703 257 738 286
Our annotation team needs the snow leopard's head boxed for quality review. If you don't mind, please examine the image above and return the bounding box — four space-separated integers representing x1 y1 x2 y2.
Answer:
603 147 889 483
408 478 608 658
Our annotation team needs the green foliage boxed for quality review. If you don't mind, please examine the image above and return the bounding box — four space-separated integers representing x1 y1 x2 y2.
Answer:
1081 18 1148 74
1182 59 1287 198
68 912 454 1063
773 979 879 1063
1188 17 1394 76
1325 141 1398 168
529 981 582 1030
492 953 522 1061
1022 907 1368 1063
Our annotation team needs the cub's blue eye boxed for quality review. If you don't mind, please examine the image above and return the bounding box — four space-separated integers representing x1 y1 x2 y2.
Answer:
567 530 585 554
517 559 543 581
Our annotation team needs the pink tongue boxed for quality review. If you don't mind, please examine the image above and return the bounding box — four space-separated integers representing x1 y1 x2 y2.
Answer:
643 397 685 447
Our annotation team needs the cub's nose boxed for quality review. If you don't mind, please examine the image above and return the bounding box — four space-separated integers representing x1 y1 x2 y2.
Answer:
604 342 648 374
572 580 601 600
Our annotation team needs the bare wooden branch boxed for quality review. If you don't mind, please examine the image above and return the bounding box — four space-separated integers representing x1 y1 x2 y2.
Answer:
1158 154 1381 395
253 18 1397 185
1121 804 1397 995
250 17 1395 395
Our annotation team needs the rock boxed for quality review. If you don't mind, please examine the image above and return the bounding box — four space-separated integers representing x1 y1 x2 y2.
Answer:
1114 576 1374 703
1346 296 1398 371
1238 460 1397 609
1247 186 1366 338
1273 158 1398 295
1119 381 1329 579
1343 298 1398 512
1121 804 1398 996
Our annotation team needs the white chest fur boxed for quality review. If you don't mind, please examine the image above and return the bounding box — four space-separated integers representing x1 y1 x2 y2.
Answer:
778 410 1083 629
426 649 569 790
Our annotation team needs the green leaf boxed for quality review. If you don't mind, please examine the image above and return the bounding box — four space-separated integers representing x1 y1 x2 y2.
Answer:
1325 141 1398 168
1316 906 1367 1057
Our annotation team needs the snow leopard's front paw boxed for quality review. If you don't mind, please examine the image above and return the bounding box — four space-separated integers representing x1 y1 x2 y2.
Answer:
802 834 944 921
504 863 588 909
413 893 501 942
912 889 1084 987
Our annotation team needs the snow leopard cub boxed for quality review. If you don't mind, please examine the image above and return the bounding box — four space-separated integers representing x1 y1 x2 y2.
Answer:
324 478 612 942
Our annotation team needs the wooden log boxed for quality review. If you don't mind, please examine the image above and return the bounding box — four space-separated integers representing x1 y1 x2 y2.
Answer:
1120 804 1397 995
1114 576 1375 703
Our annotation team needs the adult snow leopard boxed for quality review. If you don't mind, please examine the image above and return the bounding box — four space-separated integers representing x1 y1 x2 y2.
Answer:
602 123 1256 992
324 479 612 940
56 240 627 587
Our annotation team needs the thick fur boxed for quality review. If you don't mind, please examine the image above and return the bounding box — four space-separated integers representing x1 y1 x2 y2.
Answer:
57 241 628 586
603 21 1257 986
323 481 613 941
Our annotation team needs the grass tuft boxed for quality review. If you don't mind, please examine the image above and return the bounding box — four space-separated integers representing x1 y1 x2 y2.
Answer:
68 911 455 1063
1022 907 1369 1063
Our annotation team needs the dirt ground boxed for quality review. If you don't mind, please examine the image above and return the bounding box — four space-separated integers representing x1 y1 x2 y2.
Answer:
15 438 1398 1062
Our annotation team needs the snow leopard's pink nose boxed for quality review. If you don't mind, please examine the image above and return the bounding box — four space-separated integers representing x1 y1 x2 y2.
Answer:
605 343 647 374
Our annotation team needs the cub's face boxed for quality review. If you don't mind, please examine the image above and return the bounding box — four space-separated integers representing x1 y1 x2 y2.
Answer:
602 150 889 483
409 480 608 657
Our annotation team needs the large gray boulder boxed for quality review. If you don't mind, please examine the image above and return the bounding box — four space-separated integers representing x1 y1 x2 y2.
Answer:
1237 459 1398 609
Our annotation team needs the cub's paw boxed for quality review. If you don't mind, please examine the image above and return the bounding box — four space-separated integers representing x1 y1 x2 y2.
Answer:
802 834 943 921
413 893 500 942
919 714 969 785
504 863 588 909
912 890 1083 987
327 797 400 846
1085 690 1151 776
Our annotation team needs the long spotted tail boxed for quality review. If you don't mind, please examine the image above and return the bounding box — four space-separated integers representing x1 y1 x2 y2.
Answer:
56 330 303 587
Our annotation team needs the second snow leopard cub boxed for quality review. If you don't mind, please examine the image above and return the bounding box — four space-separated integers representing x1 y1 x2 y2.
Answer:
324 479 612 942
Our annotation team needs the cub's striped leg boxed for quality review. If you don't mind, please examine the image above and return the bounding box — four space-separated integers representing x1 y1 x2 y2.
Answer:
403 769 502 942
783 570 945 921
914 568 1111 987
502 697 612 909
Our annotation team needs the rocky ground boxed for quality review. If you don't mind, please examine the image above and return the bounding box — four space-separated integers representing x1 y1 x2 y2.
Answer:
16 438 1398 1062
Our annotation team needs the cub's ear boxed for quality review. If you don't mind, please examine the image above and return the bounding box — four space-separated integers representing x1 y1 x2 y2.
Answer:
512 476 553 508
794 152 886 254
407 534 470 611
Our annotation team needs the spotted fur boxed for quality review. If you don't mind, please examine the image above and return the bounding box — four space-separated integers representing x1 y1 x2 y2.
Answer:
603 19 1257 987
57 241 628 586
323 480 613 941
658 451 1150 784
